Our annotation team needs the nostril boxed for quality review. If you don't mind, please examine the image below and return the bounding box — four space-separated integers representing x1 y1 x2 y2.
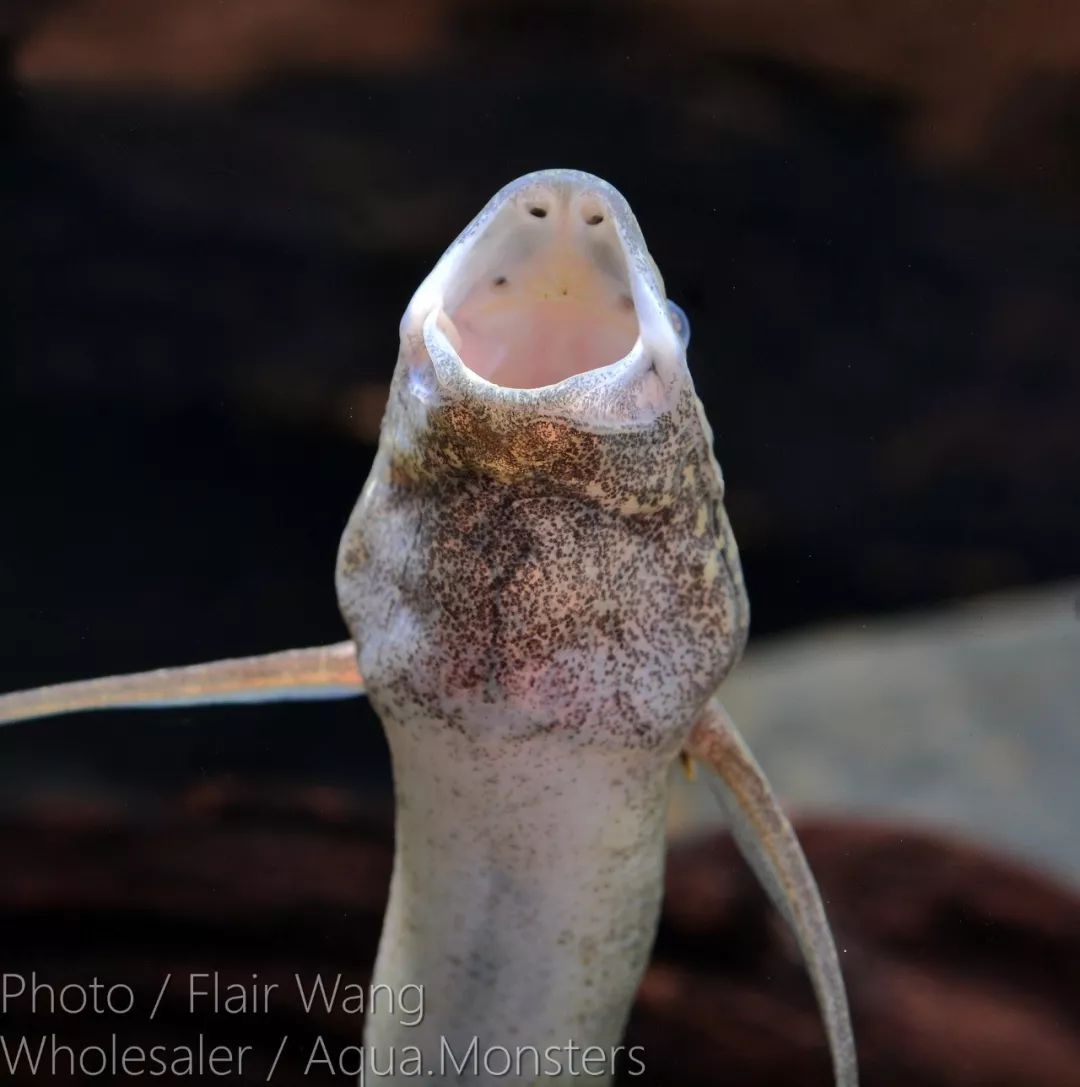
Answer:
580 199 606 225
528 206 548 219
493 276 508 287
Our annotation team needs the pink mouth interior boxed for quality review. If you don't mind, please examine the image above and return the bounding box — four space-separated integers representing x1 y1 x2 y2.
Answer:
442 200 639 389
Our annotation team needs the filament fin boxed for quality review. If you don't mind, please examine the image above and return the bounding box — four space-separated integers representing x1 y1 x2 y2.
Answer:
0 641 363 727
685 698 857 1087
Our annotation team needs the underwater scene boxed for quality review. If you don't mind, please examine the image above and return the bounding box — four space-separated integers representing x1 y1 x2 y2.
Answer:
3 2 1079 1085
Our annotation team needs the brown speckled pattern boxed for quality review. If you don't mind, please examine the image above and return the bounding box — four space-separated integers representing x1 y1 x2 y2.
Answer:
340 371 747 749
335 353 748 1082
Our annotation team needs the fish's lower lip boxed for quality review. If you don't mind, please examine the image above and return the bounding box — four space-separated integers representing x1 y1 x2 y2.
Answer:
412 307 677 430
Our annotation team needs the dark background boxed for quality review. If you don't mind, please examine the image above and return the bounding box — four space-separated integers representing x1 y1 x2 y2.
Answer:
3 0 1078 802
1 3 1079 1084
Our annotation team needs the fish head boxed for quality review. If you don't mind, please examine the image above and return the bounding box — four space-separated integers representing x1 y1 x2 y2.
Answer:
386 169 708 499
338 171 748 744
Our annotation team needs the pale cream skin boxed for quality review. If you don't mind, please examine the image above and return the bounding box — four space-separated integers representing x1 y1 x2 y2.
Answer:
0 171 856 1087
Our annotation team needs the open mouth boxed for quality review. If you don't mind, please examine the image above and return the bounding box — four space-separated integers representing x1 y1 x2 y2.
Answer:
402 170 684 408
439 189 639 389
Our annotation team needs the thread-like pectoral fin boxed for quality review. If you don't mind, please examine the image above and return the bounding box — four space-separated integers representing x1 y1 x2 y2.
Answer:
0 641 364 727
685 699 857 1087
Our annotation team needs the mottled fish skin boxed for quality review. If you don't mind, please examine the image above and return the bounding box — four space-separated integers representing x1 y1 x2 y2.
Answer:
336 170 749 1083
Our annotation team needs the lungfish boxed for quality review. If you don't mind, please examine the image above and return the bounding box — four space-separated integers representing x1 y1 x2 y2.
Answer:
1 169 857 1086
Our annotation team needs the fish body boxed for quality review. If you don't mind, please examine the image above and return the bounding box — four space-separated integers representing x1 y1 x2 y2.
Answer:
336 170 747 1082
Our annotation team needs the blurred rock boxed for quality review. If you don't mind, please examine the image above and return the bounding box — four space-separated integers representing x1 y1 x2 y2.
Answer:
671 582 1080 884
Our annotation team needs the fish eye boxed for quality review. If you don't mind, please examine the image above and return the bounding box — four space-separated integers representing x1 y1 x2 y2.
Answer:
668 300 691 349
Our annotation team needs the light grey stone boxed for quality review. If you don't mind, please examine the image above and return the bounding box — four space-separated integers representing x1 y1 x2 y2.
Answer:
670 583 1080 884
